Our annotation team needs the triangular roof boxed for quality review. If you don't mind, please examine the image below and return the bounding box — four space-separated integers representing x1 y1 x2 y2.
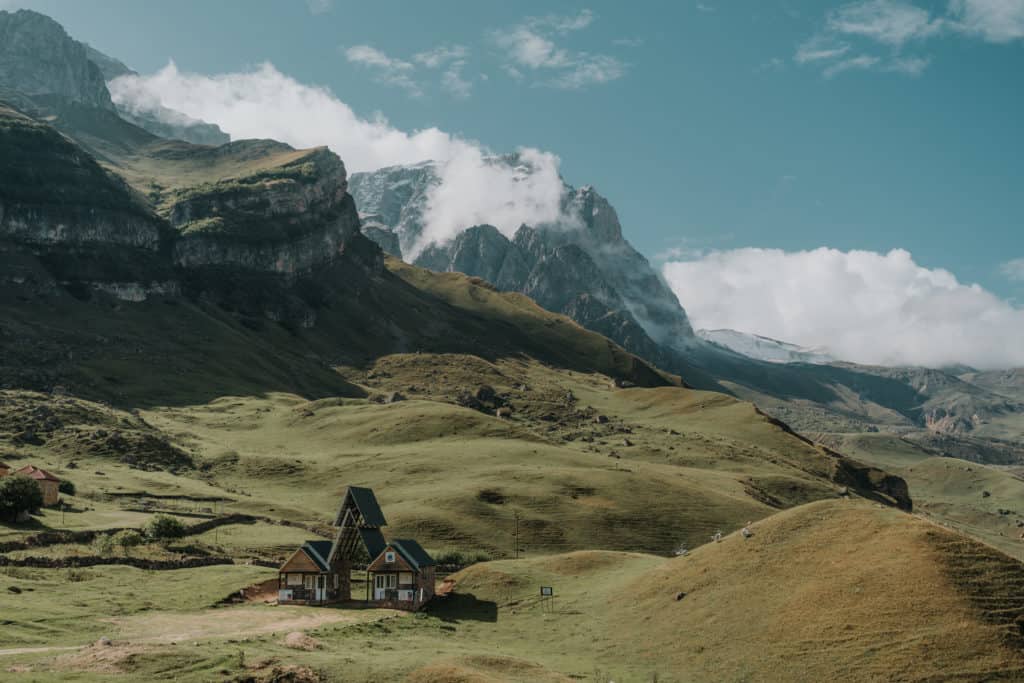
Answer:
301 540 334 572
15 465 59 482
359 527 388 559
332 486 387 527
389 539 436 571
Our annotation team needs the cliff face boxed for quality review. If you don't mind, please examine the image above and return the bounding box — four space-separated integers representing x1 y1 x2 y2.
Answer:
0 104 164 252
0 10 114 110
164 146 359 274
0 102 373 325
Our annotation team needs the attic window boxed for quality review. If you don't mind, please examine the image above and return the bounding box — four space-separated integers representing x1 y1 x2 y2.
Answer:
385 551 396 563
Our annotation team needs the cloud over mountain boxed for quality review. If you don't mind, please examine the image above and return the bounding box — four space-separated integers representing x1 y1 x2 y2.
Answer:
108 61 570 257
662 246 1024 369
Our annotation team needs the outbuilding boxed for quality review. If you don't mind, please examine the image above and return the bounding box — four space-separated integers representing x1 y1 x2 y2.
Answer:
14 465 60 506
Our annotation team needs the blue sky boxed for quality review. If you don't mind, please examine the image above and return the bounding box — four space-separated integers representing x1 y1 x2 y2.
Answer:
7 0 1024 366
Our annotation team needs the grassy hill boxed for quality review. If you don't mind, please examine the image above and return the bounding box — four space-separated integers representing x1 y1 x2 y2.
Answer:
4 500 1021 681
817 432 1024 562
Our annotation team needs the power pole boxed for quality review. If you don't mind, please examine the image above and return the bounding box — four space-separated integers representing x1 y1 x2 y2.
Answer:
513 511 520 559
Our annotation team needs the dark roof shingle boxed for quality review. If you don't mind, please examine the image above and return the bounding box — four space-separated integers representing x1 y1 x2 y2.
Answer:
358 527 387 559
334 486 387 527
390 539 435 571
302 540 333 571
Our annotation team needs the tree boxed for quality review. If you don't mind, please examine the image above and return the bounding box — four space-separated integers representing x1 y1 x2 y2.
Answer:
144 514 186 543
58 479 76 496
113 529 144 556
0 475 43 522
91 533 115 556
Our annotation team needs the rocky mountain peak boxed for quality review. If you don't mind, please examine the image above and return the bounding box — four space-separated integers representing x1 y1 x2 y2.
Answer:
0 9 114 110
567 185 623 243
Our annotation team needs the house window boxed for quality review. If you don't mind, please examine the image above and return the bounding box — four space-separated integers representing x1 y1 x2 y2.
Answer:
385 551 395 563
287 574 303 586
304 575 315 590
333 574 339 589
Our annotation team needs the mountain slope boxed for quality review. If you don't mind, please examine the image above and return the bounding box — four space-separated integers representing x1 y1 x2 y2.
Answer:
699 328 835 364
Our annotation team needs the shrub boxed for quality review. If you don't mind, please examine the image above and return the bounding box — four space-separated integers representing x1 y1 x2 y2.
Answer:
113 529 144 556
91 533 115 556
0 475 43 522
145 514 186 542
58 480 76 496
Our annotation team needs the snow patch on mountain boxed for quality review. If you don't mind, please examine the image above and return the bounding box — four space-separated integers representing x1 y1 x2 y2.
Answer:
698 328 835 365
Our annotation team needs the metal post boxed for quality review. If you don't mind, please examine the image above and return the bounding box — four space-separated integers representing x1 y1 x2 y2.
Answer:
513 511 519 559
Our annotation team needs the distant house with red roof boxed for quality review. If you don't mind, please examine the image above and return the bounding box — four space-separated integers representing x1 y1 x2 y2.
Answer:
14 465 61 506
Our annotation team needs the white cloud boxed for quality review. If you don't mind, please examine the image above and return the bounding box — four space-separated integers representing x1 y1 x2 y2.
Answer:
413 44 469 69
827 0 944 46
885 55 930 74
795 36 852 63
1001 258 1024 281
796 0 1024 77
532 9 595 34
344 45 421 96
493 10 627 89
949 0 1024 42
418 149 571 257
306 0 331 15
612 37 645 47
440 61 472 98
108 61 571 259
549 54 626 89
495 27 573 69
662 247 1024 369
823 54 881 77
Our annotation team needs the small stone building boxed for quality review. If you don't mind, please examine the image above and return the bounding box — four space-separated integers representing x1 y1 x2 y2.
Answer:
278 486 436 610
0 462 10 478
14 465 60 506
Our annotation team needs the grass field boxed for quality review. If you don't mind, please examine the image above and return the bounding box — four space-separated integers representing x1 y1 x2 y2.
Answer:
821 431 1024 561
2 500 1022 682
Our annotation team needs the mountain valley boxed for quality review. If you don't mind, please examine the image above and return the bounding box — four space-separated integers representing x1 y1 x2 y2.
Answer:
1 8 1023 682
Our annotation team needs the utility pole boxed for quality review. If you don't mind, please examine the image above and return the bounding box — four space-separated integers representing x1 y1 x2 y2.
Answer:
513 511 520 559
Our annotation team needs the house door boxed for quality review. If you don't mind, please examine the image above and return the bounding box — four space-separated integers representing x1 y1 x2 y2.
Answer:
316 574 326 602
374 574 396 600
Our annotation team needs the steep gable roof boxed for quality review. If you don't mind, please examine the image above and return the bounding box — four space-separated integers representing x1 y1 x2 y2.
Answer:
390 539 436 571
358 527 387 559
332 486 387 527
302 540 334 572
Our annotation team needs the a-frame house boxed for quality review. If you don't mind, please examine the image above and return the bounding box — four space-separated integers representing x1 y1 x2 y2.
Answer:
277 486 389 605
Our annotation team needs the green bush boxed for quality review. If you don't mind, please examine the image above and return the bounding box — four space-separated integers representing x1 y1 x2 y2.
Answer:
0 475 43 522
113 529 144 556
144 514 186 542
58 480 76 496
91 534 115 556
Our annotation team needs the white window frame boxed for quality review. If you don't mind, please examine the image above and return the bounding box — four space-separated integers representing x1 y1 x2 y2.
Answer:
385 551 396 563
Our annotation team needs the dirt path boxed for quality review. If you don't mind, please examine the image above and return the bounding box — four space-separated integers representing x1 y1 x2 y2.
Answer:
0 605 403 657
0 646 82 656
105 605 402 644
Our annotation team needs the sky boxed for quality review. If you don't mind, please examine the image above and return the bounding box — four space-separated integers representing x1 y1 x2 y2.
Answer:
6 0 1024 367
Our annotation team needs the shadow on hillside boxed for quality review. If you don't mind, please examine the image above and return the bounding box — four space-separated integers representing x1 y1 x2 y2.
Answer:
688 343 926 423
424 592 498 623
1 240 672 411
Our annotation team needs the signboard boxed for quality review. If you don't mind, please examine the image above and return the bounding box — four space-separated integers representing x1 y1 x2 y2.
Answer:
540 586 554 597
